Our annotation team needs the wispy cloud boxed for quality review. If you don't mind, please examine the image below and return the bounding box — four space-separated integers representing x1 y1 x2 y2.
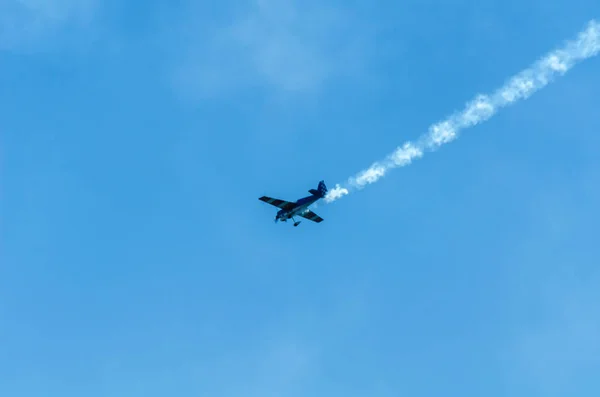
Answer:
325 19 600 203
191 300 354 397
198 336 317 397
0 0 97 50
501 169 600 396
181 271 372 397
172 0 369 99
508 271 600 396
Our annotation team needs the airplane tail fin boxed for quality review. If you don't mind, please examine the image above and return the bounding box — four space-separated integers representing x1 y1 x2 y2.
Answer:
309 180 327 198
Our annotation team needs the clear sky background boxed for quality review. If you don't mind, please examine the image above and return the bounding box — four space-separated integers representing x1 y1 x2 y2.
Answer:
1 1 599 396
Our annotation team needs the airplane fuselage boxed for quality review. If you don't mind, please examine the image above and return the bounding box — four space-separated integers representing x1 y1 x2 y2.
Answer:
259 180 327 227
275 195 319 222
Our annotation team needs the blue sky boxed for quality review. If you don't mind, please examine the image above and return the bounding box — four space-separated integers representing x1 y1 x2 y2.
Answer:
1 1 599 396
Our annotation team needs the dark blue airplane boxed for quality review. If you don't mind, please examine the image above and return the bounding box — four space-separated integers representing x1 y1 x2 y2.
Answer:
259 181 327 227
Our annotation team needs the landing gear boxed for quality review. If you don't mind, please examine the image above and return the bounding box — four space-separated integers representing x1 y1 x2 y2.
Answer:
274 213 300 226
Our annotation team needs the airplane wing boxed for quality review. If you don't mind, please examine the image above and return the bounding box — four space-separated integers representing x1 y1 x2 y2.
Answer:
299 209 324 223
259 196 297 211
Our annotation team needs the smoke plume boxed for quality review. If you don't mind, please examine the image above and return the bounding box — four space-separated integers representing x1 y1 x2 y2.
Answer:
325 19 600 203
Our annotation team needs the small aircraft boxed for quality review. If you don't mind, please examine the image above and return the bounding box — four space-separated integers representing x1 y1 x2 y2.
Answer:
259 180 328 227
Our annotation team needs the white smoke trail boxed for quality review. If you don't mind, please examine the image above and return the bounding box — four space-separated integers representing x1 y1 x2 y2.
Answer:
325 19 600 203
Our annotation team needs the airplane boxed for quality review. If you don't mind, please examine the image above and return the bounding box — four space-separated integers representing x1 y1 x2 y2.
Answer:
259 180 328 227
